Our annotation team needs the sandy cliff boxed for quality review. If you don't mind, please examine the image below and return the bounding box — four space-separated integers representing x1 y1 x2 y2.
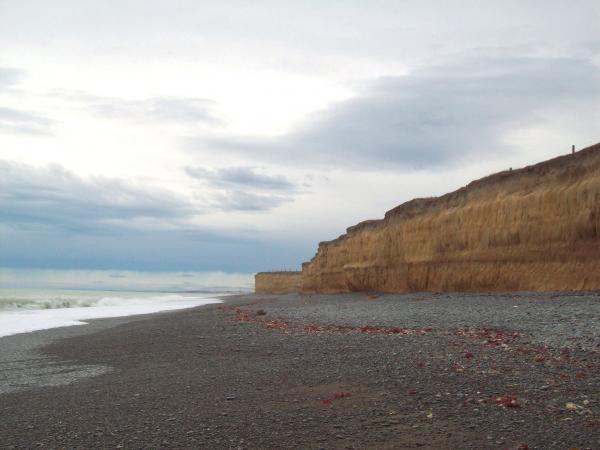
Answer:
255 272 302 294
301 142 600 293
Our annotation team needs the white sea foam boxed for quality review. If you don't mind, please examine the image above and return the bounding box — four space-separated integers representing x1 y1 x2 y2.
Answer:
0 289 222 338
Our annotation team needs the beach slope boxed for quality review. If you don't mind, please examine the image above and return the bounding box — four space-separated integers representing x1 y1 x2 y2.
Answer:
1 292 600 449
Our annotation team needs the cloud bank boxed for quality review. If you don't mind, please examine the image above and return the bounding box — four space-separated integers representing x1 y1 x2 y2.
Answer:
0 160 312 271
0 160 197 233
192 55 600 170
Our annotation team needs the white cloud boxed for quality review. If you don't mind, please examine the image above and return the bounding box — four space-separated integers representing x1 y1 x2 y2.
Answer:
0 67 25 88
86 96 221 126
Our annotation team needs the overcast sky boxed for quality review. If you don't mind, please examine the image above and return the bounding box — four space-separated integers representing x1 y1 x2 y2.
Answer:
1 0 599 275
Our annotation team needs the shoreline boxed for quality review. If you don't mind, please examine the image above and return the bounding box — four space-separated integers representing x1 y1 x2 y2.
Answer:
1 291 600 448
0 303 222 396
0 289 226 339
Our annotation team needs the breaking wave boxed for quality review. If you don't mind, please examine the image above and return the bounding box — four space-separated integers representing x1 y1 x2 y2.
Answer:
0 296 97 311
0 290 222 338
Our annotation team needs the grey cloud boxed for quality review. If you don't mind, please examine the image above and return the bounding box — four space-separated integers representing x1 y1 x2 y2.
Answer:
0 68 55 135
0 160 309 271
185 166 294 191
191 55 600 170
88 96 220 125
0 160 199 233
0 106 55 135
213 190 292 212
0 67 25 89
0 160 290 236
186 166 296 212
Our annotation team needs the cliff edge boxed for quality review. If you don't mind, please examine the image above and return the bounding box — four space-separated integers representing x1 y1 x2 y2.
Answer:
301 142 600 293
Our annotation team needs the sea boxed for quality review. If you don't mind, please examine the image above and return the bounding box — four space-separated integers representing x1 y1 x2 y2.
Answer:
0 288 225 338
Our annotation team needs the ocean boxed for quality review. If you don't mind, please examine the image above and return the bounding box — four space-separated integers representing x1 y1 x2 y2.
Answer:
0 288 223 338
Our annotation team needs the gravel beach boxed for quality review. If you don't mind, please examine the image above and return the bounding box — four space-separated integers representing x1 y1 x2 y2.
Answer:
1 292 600 449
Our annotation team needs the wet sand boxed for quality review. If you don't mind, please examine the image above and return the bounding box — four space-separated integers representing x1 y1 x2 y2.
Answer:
1 292 600 449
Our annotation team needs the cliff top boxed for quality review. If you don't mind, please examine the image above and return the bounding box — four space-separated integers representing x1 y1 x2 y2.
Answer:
315 141 600 250
255 271 302 275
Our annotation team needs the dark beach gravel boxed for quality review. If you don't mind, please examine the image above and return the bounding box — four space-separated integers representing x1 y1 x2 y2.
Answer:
1 292 600 449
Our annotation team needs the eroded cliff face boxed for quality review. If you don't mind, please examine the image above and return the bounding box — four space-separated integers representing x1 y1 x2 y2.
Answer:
302 143 600 293
255 272 302 294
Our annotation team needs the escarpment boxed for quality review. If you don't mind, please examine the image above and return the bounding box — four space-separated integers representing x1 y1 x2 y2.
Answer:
301 142 600 293
255 272 302 294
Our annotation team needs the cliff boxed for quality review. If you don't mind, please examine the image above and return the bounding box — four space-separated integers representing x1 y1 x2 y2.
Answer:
301 142 600 293
255 271 302 294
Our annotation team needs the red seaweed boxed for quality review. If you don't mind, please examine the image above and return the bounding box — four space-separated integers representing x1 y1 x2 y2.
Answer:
321 392 351 405
495 395 520 408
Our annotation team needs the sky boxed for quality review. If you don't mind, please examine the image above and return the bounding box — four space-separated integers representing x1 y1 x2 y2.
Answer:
1 0 599 279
